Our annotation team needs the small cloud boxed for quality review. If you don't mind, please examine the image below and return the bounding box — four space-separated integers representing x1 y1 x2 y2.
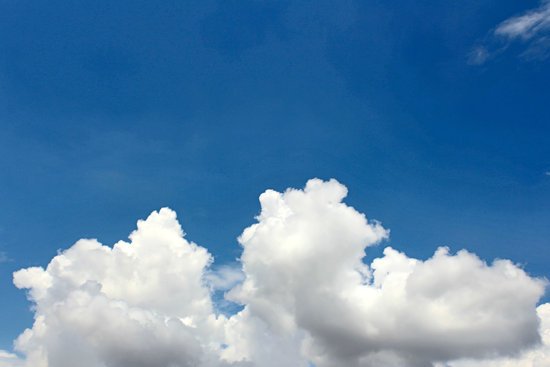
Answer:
0 351 17 359
471 1 550 63
0 349 24 367
520 36 550 60
467 46 490 65
0 251 11 263
205 263 244 291
495 1 550 41
545 171 550 176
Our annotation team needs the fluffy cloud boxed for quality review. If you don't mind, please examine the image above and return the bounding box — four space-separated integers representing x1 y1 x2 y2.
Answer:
446 303 550 367
8 179 549 367
12 209 231 367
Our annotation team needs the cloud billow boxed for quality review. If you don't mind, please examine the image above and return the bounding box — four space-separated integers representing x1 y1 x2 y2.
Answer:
8 179 549 367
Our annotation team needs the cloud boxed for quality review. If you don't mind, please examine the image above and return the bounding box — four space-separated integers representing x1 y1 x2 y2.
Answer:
495 2 550 41
473 1 550 63
467 46 490 65
230 180 546 366
205 265 245 292
0 350 23 367
12 208 233 367
8 179 550 367
445 303 550 367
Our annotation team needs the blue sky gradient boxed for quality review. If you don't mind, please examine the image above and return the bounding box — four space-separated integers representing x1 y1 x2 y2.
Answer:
1 0 549 351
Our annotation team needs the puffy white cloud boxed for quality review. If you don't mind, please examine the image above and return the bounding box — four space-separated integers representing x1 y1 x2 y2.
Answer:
12 208 231 367
231 180 546 366
8 179 549 367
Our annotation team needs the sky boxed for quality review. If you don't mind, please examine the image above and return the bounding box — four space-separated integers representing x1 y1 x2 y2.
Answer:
0 0 549 366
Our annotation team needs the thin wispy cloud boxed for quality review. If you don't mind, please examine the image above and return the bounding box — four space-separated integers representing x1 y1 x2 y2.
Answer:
467 46 491 65
495 2 550 41
0 252 11 264
472 1 550 63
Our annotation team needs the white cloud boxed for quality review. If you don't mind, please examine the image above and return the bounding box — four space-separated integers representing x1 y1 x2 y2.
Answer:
0 350 23 367
8 179 550 367
231 180 546 365
474 1 550 63
495 2 550 41
205 264 245 292
12 208 231 367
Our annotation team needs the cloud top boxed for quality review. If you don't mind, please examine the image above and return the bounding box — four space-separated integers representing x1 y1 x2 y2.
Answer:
9 179 550 367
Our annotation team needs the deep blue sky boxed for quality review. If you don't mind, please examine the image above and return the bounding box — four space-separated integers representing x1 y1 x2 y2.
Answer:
1 0 549 351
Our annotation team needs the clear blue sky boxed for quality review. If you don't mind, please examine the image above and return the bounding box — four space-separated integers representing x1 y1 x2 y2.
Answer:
0 0 549 351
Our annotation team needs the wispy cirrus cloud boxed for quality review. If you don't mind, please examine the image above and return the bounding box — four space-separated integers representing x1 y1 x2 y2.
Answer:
0 251 11 264
495 2 550 41
471 1 550 64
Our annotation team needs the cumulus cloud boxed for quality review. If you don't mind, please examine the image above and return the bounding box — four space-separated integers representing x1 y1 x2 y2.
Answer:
446 303 550 367
230 180 546 366
473 1 550 63
12 208 231 367
7 179 550 367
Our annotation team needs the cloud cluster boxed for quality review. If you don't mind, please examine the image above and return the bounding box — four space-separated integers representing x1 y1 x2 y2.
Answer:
8 179 549 366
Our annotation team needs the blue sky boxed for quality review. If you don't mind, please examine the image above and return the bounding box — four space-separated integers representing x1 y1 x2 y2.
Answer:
0 0 549 354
